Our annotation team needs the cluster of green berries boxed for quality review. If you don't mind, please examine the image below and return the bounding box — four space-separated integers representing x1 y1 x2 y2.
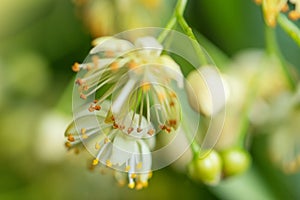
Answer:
188 147 251 185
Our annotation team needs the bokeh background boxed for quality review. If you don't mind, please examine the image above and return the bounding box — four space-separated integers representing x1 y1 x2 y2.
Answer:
0 0 300 199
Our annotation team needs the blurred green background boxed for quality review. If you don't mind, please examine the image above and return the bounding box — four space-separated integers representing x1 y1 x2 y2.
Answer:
0 0 300 199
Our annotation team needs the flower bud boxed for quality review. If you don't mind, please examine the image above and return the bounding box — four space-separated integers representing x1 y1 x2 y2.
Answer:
186 66 228 116
188 150 222 185
220 147 251 177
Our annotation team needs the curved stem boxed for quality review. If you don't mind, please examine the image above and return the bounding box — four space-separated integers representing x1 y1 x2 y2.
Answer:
158 0 188 42
176 13 208 65
278 13 300 47
181 120 201 154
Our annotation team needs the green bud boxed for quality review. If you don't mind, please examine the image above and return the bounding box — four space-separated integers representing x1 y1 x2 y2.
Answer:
221 147 251 177
188 150 222 185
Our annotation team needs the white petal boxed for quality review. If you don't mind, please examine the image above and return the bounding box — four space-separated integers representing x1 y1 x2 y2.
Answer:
90 37 134 54
134 37 163 57
110 134 139 165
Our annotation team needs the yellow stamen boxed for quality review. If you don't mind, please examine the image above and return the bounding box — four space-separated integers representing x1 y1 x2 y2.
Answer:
110 62 119 72
92 159 99 166
95 143 101 150
81 128 86 134
106 160 112 167
104 137 110 144
141 82 151 92
136 162 143 169
157 92 166 102
130 173 137 179
128 182 135 189
82 134 88 139
128 60 138 69
135 182 144 190
125 165 131 172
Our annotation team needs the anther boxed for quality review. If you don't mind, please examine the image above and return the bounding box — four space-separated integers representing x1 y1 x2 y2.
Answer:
147 129 155 136
106 160 112 167
83 85 89 91
128 60 138 69
170 101 175 106
105 50 114 57
127 127 134 134
135 182 143 190
130 173 137 179
125 165 131 172
75 78 83 85
95 143 101 150
81 128 86 134
137 127 143 133
289 10 300 20
94 105 101 110
88 105 95 112
141 82 150 92
80 93 87 100
92 159 99 166
110 62 119 72
67 134 75 142
113 122 119 129
281 3 289 12
165 126 171 133
104 137 110 144
128 182 135 189
65 141 72 148
92 55 99 67
72 62 80 72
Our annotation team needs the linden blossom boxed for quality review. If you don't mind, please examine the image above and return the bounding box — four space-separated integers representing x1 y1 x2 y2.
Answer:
72 36 184 135
68 36 186 189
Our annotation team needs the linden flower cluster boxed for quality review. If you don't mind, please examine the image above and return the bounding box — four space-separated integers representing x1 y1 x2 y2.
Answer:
65 36 184 189
256 0 300 26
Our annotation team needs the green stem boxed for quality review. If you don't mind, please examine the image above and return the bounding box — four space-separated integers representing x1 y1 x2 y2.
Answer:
176 13 208 65
159 0 209 65
158 0 188 42
181 119 201 154
265 25 296 91
278 13 300 47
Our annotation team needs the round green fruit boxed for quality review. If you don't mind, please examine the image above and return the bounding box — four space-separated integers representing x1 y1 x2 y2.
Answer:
188 150 222 185
221 147 251 177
